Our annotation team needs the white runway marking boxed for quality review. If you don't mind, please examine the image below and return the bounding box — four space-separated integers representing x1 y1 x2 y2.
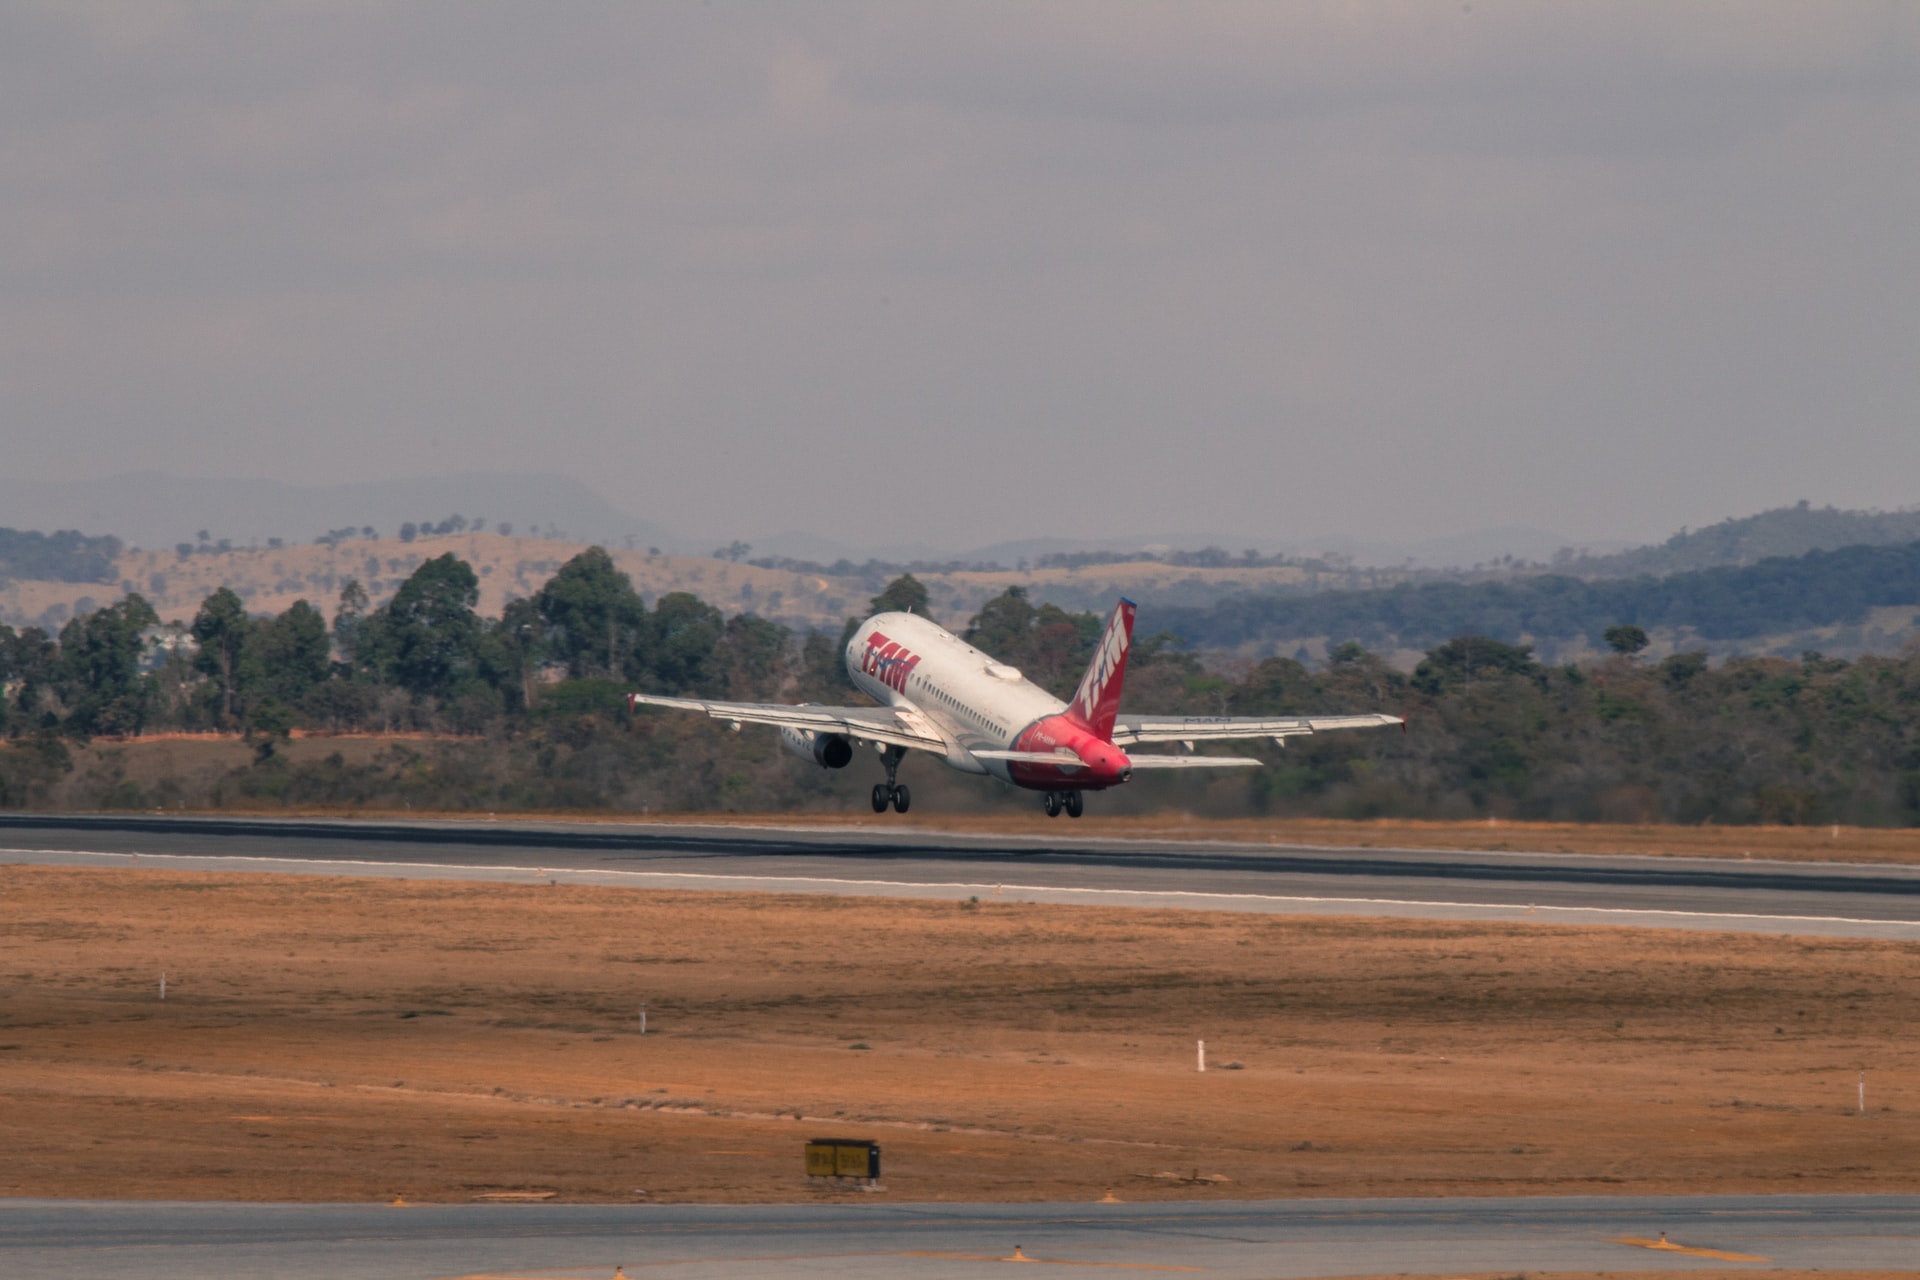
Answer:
7 845 1918 938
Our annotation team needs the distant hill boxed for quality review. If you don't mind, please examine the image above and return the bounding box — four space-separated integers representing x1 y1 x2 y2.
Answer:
1141 539 1920 664
1561 501 1920 577
747 524 1611 571
0 531 860 634
0 530 1345 634
6 521 1920 670
0 471 675 552
11 492 1920 664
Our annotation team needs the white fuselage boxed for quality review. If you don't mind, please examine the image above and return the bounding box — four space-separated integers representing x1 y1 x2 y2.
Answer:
843 611 1066 782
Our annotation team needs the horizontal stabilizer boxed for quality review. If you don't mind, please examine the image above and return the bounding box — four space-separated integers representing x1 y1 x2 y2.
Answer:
1123 755 1263 768
973 749 1086 769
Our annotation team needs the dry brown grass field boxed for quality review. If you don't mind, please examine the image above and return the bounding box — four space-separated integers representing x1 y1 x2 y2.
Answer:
2 865 1914 1205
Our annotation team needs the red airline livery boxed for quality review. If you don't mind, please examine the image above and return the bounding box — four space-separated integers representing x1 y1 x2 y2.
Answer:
630 599 1401 816
858 631 922 693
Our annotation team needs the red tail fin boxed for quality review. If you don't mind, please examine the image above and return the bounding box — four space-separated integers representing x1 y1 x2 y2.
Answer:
1068 598 1135 741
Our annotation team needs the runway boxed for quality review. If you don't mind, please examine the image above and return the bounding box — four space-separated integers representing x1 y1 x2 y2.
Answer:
3 1195 1915 1279
9 820 1918 1275
4 813 1920 937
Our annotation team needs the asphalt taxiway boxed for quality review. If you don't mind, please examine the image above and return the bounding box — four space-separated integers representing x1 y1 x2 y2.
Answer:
4 1195 1916 1279
3 813 1919 937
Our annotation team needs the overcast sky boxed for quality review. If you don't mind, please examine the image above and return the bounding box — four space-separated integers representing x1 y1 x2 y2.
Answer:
2 2 1916 551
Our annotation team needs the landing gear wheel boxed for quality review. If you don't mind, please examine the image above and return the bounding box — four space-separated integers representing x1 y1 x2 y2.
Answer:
1043 791 1063 818
874 746 908 816
1064 790 1083 818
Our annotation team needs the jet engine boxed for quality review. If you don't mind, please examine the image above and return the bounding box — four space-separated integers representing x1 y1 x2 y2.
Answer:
780 726 853 769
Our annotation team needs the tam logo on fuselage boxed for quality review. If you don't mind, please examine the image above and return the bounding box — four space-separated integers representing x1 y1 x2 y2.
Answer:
861 631 922 694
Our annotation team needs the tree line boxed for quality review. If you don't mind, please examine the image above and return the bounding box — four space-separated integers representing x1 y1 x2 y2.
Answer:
2 546 1918 826
0 548 809 743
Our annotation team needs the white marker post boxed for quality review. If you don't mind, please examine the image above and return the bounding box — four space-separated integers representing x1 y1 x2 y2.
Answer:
639 1004 647 1035
1197 1040 1206 1073
159 972 166 1001
1859 1071 1866 1114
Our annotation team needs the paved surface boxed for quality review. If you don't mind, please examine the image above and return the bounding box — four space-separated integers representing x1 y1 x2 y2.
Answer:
3 814 1918 937
3 1195 1915 1279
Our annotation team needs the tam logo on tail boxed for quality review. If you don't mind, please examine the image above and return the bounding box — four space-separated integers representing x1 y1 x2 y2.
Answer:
1068 599 1135 741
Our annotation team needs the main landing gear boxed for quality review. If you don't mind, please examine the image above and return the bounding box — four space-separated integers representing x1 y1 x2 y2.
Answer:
871 745 910 814
1042 790 1084 819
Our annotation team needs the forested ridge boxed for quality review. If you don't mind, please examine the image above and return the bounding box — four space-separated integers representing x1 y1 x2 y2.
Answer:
1561 501 1920 577
1149 539 1920 653
0 528 122 585
3 545 1920 826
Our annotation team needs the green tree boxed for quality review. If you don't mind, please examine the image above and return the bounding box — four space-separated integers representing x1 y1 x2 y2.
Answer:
143 625 203 731
379 554 483 699
191 586 251 726
246 696 297 762
795 628 854 699
964 586 1037 658
240 600 331 713
712 613 791 700
1412 636 1539 695
537 546 645 678
1228 655 1312 715
57 594 160 737
0 625 59 728
870 574 930 616
1024 603 1101 694
332 578 371 670
1604 624 1650 656
960 588 1102 695
483 596 547 713
645 592 724 693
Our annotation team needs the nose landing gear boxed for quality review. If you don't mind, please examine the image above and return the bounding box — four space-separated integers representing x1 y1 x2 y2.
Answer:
871 746 911 814
1042 791 1084 818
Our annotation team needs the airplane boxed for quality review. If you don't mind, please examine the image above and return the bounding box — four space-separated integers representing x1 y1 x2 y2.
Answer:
627 598 1402 817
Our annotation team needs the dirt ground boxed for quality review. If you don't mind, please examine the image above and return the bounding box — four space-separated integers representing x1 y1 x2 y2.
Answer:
2 864 1916 1205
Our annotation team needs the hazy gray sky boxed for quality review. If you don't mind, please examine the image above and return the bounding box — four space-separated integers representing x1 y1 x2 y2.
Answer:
3 2 1916 550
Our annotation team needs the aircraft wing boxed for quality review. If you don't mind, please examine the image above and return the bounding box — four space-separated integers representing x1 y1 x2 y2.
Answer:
1111 712 1403 747
627 693 948 753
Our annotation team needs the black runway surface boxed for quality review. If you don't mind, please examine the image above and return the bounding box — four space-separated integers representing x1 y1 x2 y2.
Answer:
3 812 1919 935
4 1194 1916 1279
